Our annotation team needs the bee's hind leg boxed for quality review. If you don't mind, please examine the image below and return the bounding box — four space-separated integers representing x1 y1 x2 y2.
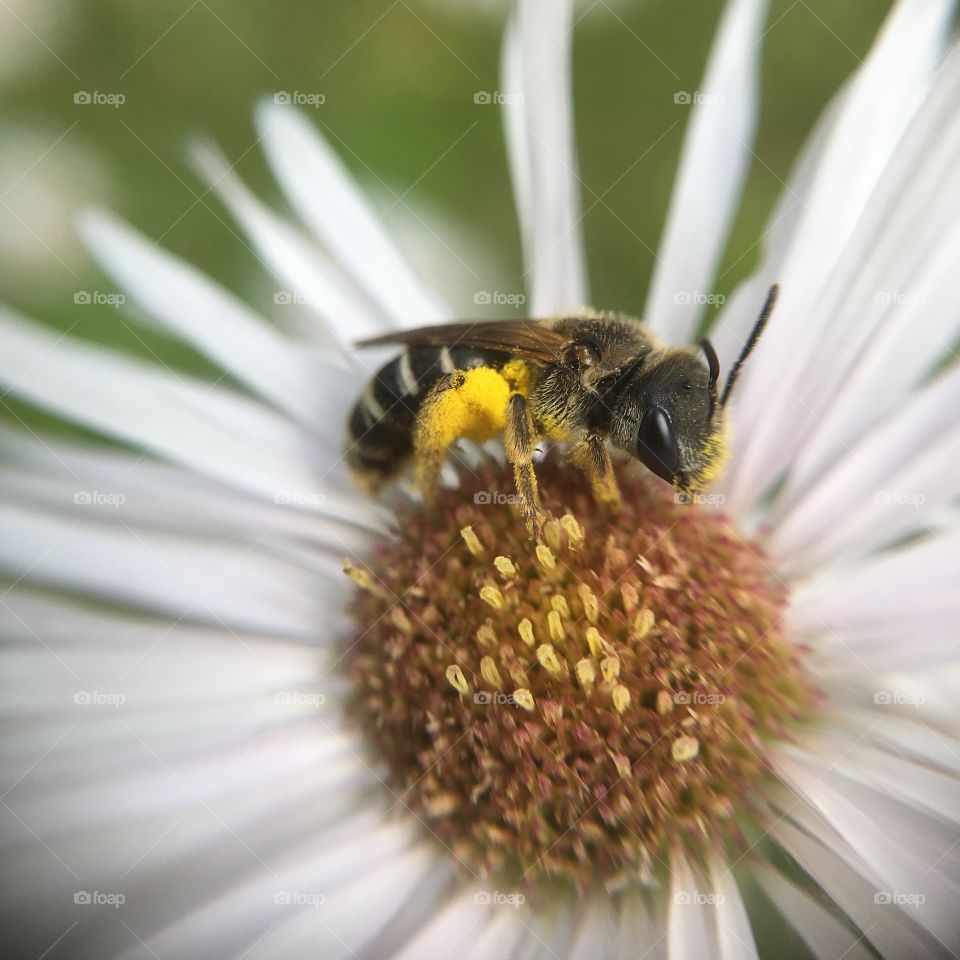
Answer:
412 371 467 500
504 394 545 541
568 432 622 512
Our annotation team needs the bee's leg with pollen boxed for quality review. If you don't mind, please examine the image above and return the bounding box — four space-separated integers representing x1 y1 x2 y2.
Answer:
504 394 545 541
568 432 622 511
411 371 467 500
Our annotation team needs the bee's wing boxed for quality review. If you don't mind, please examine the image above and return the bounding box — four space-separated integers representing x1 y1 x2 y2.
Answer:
357 319 570 364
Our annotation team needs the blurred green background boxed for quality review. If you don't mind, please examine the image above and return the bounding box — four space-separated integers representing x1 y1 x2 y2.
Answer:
1 0 894 382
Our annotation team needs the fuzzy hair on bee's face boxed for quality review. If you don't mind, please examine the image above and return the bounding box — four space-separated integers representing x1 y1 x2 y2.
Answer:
608 348 725 493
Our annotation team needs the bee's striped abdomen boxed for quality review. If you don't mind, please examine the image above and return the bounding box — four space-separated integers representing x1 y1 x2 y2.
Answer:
346 345 504 487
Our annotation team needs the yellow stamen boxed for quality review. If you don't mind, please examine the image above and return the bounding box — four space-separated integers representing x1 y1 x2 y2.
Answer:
342 559 389 599
575 658 596 688
446 665 469 695
550 595 570 618
672 736 700 762
480 585 504 610
535 544 557 570
633 608 655 640
612 685 631 714
518 618 535 647
494 556 517 579
460 525 484 557
512 688 535 712
560 513 583 547
537 643 563 675
480 655 502 690
578 584 599 624
585 626 604 658
548 609 565 643
601 656 621 683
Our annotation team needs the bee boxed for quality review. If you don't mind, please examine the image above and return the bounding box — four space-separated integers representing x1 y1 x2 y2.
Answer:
346 284 778 538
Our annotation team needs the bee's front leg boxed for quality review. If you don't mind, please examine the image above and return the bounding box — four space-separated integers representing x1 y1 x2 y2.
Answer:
504 394 545 541
568 431 622 512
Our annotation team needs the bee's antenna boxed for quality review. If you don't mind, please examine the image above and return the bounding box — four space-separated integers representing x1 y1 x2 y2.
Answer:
699 337 720 421
720 283 779 409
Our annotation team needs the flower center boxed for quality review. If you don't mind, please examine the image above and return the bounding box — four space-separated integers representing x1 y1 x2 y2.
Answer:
344 454 815 890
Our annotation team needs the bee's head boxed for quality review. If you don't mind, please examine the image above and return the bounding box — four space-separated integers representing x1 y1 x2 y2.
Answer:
609 343 726 496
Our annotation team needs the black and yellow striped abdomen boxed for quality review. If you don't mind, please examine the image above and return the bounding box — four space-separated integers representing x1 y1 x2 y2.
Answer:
346 344 512 488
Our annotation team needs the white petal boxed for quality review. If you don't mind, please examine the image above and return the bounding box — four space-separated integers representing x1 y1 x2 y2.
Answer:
644 0 769 344
79 210 342 428
190 139 385 346
617 891 667 960
668 852 720 959
256 102 449 328
569 895 618 960
752 863 874 960
0 308 367 518
708 861 758 960
767 362 960 573
789 527 960 643
501 0 587 314
722 0 955 515
0 502 332 636
774 749 960 951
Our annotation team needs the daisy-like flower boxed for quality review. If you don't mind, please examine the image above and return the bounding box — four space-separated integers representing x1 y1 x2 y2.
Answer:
3 0 960 957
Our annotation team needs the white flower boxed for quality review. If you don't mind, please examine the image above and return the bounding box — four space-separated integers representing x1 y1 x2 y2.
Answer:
3 0 960 958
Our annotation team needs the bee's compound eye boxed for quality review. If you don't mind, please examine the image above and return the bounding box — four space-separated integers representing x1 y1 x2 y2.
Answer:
636 406 680 483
